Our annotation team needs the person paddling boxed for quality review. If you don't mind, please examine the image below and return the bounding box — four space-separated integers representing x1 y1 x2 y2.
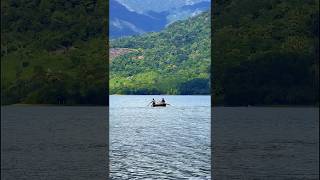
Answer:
161 98 166 104
147 98 156 107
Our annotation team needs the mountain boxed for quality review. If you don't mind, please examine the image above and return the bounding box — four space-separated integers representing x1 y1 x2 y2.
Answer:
110 0 211 38
110 0 319 105
110 0 167 38
115 0 210 13
166 1 211 24
110 12 211 95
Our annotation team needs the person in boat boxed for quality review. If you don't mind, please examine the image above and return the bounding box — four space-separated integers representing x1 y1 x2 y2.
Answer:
161 98 166 104
151 98 156 106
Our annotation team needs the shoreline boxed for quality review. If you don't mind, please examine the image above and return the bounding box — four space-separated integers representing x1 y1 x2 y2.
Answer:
1 104 108 107
1 104 318 108
110 94 211 96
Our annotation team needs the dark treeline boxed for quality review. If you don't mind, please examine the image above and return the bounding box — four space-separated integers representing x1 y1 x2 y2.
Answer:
1 0 108 105
212 0 319 106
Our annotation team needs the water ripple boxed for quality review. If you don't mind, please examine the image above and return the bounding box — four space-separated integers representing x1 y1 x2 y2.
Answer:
110 95 211 179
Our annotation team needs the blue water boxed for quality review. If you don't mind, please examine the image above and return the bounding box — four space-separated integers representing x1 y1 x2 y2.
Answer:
110 95 211 179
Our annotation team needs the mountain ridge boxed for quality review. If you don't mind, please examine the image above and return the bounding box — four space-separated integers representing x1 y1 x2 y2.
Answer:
115 0 210 13
110 0 168 38
110 0 211 38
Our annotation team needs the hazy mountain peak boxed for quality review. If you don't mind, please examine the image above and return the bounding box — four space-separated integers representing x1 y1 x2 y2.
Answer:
115 0 210 13
110 0 211 38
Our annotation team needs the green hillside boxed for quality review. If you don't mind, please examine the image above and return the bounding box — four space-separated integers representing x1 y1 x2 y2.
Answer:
110 0 319 105
110 12 211 95
2 0 318 105
1 0 108 105
212 0 319 105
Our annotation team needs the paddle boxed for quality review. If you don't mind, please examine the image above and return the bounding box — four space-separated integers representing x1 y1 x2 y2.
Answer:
147 100 154 107
146 102 152 106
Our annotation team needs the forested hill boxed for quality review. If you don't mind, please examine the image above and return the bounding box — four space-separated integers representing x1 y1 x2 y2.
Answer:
1 0 108 105
2 0 318 105
110 12 211 95
212 0 319 105
111 0 319 105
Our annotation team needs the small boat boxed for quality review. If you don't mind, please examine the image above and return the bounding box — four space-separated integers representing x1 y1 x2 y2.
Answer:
151 103 166 107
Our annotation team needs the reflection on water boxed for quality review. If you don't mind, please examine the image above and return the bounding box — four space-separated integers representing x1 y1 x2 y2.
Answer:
110 95 211 179
1 106 108 179
213 107 319 179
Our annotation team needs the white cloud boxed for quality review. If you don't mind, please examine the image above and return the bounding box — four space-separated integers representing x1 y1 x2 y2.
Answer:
115 0 210 13
111 18 145 33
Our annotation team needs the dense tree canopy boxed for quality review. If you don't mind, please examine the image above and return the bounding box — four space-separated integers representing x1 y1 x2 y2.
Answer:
1 0 108 105
1 0 318 106
212 0 319 105
111 0 319 106
110 12 211 95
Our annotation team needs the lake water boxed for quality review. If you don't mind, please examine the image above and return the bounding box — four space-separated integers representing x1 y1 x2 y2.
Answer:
109 95 212 179
1 103 318 179
213 107 319 179
1 106 108 180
